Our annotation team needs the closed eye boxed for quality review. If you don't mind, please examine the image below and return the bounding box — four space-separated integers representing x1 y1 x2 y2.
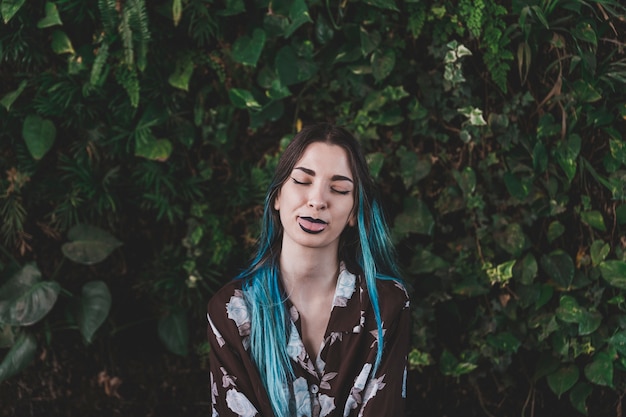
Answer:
332 188 350 195
291 177 309 185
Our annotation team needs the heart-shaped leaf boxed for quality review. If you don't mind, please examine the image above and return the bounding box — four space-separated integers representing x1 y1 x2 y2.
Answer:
0 264 59 326
547 365 579 398
541 250 575 289
22 114 56 160
232 28 266 66
168 54 195 91
62 224 122 265
371 49 395 82
76 281 111 343
37 1 62 28
569 382 592 415
158 310 189 356
1 0 26 23
135 135 173 162
1 80 27 111
600 260 626 289
51 30 75 55
584 351 613 387
0 332 37 383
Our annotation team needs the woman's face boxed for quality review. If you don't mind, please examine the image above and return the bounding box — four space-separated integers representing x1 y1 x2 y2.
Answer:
274 142 356 253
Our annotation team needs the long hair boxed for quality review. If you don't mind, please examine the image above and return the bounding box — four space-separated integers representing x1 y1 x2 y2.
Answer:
236 123 401 417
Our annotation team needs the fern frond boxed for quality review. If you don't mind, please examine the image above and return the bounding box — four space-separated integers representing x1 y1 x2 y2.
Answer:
115 64 140 107
91 40 110 86
97 0 118 34
127 0 151 71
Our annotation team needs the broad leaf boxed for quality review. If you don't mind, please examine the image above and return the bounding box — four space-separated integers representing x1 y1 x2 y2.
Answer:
22 114 56 160
600 261 626 289
0 333 37 383
504 172 530 200
541 250 575 289
76 281 111 343
495 223 528 257
158 311 189 356
547 221 565 243
569 382 592 415
532 141 548 173
228 88 262 110
608 330 626 356
547 365 579 398
584 351 613 387
366 152 384 179
62 224 122 265
392 197 434 239
486 332 521 353
0 264 59 326
1 0 26 23
0 80 27 111
37 1 62 28
51 30 75 55
168 54 195 91
590 240 610 266
232 29 266 66
514 253 537 285
578 310 602 336
556 295 584 324
363 0 399 11
371 49 395 82
360 27 381 57
135 136 173 162
580 210 606 231
172 0 182 26
284 0 312 38
275 46 318 86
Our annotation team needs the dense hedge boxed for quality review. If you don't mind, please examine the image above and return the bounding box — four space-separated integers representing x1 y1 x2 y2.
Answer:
1 0 626 415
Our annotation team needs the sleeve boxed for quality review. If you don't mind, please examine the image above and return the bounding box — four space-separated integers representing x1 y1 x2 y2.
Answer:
359 283 411 416
207 288 272 417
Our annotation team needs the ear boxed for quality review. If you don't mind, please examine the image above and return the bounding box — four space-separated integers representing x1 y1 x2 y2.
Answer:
273 192 280 211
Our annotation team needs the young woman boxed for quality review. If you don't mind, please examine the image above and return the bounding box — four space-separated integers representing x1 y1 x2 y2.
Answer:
207 123 410 417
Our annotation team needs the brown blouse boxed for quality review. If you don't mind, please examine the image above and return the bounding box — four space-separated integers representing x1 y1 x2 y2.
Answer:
207 265 411 417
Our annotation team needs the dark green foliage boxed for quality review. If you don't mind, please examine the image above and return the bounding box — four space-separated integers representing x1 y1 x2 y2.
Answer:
1 0 626 415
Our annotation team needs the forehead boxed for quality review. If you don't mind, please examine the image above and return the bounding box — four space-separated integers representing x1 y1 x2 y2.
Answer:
294 142 353 176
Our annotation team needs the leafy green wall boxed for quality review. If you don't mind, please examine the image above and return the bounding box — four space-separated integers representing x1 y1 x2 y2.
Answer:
1 0 626 414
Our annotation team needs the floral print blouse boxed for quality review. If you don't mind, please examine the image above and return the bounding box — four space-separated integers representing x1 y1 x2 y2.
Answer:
207 264 411 417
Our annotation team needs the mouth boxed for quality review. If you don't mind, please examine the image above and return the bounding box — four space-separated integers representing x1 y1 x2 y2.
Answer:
297 216 328 234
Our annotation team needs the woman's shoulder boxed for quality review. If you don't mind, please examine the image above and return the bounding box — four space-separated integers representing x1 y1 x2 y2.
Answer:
374 277 410 311
207 278 246 316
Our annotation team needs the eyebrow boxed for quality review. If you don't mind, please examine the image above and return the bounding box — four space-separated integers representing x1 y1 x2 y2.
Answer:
294 166 354 183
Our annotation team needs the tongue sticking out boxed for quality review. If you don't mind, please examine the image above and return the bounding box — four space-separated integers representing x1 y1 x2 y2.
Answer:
298 218 326 232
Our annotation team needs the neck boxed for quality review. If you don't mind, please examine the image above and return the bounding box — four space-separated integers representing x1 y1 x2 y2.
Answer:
279 243 340 301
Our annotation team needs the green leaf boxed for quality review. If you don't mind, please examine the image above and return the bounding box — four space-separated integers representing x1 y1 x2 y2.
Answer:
371 49 395 82
360 27 381 57
495 223 528 257
486 332 521 353
600 260 626 289
533 354 560 381
398 148 430 188
168 54 195 91
409 248 448 274
578 310 602 336
61 224 122 265
533 141 548 173
0 264 60 326
547 221 565 243
135 136 173 161
232 29 266 66
608 330 626 356
228 88 262 110
590 240 610 266
76 281 111 343
0 325 14 349
584 351 613 387
0 333 37 383
572 22 597 46
275 45 318 86
158 310 189 356
1 0 26 23
503 172 529 200
172 0 182 26
314 14 333 44
556 295 585 324
453 167 476 196
580 210 606 231
284 0 312 38
366 152 384 178
547 365 579 398
541 250 575 289
363 0 399 11
515 253 538 285
569 382 592 415
392 197 434 239
51 30 75 55
22 114 56 160
0 80 27 111
37 1 62 28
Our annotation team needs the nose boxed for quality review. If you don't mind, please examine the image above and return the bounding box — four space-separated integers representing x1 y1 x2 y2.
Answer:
307 184 327 210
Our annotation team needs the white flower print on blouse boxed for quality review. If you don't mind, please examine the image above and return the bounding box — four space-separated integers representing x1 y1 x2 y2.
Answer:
343 363 372 416
208 314 226 348
225 388 258 417
287 322 305 362
333 269 356 307
358 374 386 417
292 377 312 417
319 394 336 417
226 290 250 337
